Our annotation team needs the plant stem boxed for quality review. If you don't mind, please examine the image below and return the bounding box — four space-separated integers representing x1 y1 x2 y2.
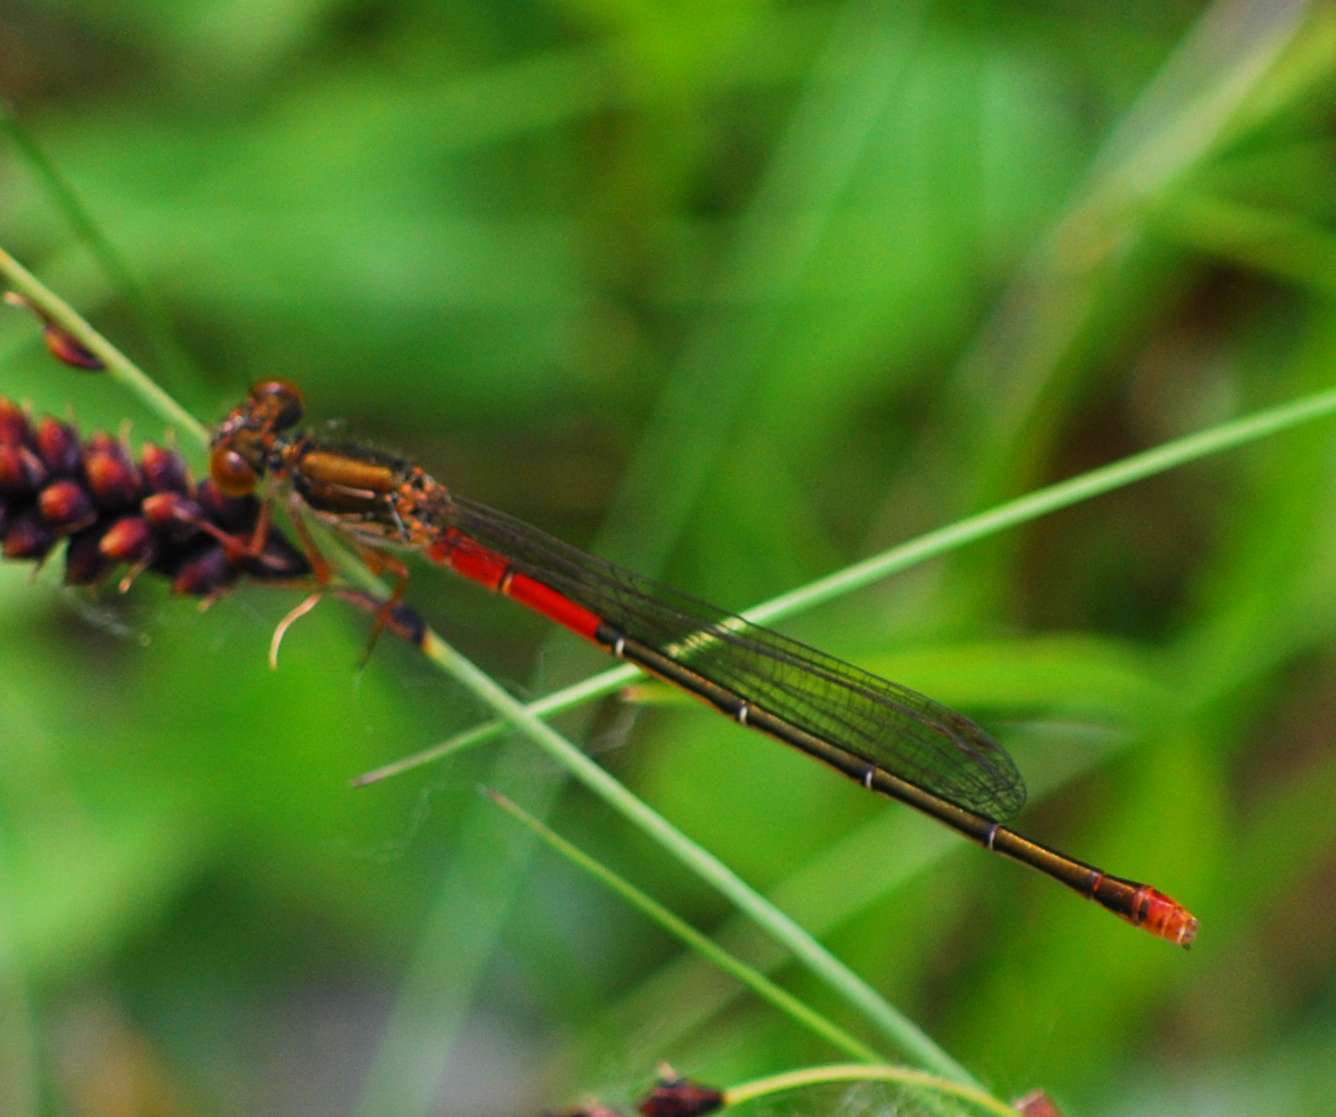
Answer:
0 246 205 442
725 1062 1018 1116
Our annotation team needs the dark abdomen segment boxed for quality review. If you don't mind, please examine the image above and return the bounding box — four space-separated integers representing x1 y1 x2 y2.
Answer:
592 624 1197 947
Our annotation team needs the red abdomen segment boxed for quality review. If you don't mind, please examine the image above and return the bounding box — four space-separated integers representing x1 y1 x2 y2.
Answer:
428 530 603 642
1129 885 1199 946
1092 876 1199 947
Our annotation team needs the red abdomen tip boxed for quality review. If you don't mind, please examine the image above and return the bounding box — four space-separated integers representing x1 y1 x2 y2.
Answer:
1138 887 1199 948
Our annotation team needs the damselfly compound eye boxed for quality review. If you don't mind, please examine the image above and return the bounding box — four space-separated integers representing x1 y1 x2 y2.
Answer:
248 379 305 431
210 445 258 496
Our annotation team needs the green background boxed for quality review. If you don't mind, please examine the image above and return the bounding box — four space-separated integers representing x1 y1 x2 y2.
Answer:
1 2 1334 1114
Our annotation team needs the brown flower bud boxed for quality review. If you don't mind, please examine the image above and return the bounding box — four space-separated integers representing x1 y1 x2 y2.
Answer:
98 515 153 563
3 509 55 559
38 479 97 532
140 443 191 494
0 443 48 493
64 529 110 584
84 450 141 508
0 398 31 446
637 1075 723 1117
171 544 237 596
35 417 83 476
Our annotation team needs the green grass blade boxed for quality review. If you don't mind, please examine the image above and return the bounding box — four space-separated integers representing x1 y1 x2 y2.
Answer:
484 788 885 1066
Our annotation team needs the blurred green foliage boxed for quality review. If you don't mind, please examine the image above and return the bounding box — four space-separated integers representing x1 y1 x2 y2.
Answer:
1 1 1334 1115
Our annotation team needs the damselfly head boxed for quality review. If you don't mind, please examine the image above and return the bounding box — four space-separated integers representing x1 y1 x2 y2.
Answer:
247 379 305 431
209 380 306 496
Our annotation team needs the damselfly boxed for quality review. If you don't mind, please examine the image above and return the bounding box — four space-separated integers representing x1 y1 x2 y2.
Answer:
210 379 1197 946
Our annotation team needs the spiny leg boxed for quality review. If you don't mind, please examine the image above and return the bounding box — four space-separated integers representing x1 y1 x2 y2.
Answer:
268 492 337 666
351 544 412 668
190 498 278 568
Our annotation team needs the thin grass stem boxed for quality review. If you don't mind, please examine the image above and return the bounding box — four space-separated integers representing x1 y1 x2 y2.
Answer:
0 246 205 442
724 1062 1018 1116
484 788 886 1066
